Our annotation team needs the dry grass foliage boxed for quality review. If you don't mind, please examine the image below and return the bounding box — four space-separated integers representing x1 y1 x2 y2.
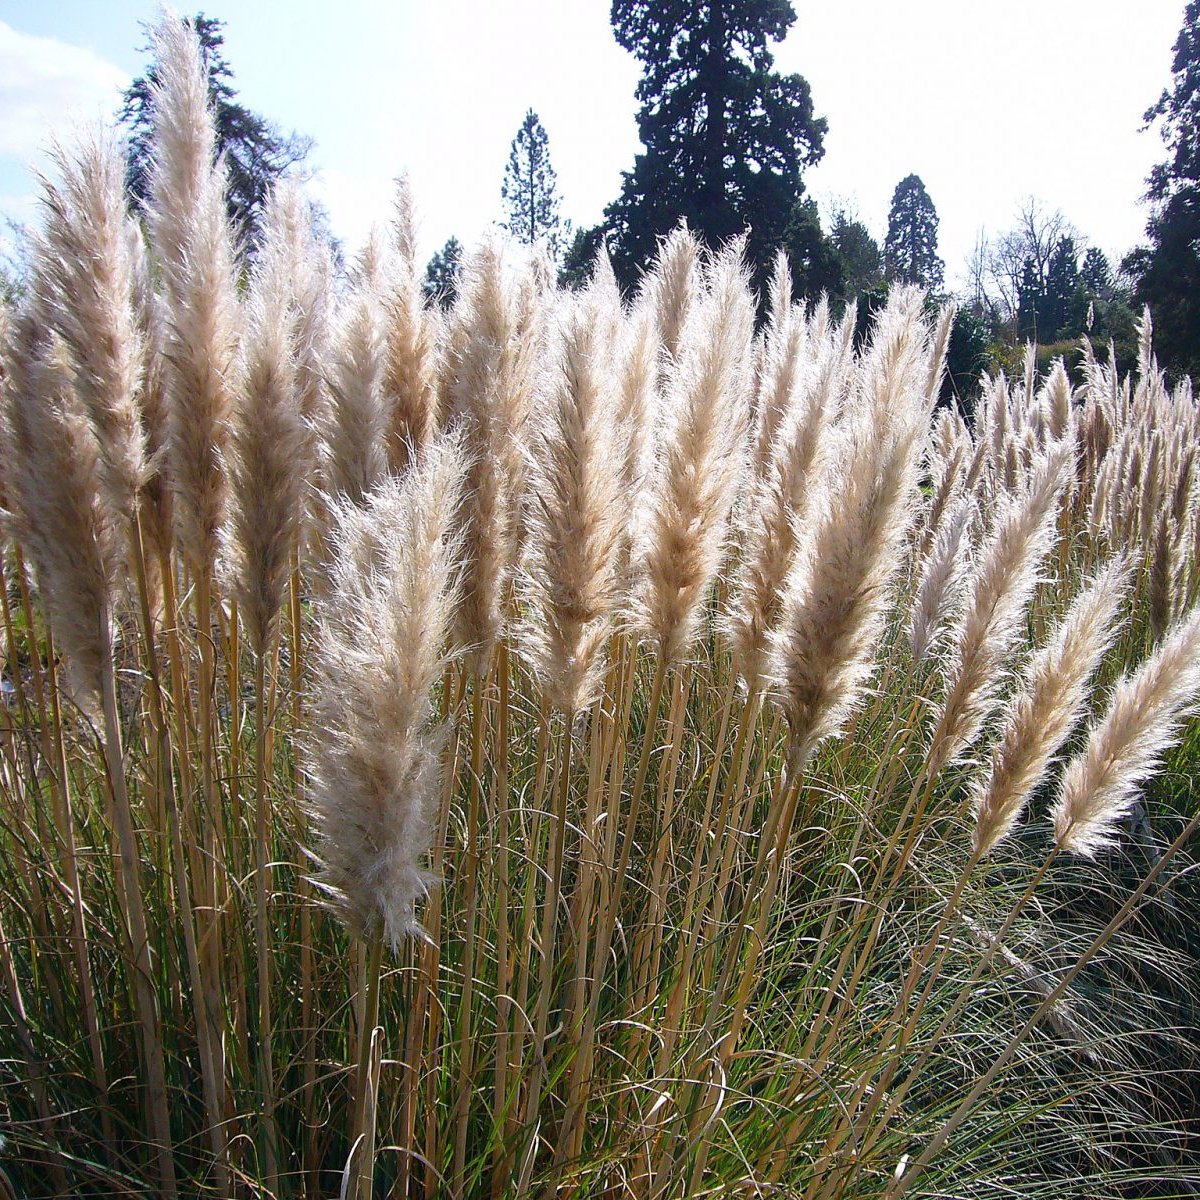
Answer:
2 19 1200 1200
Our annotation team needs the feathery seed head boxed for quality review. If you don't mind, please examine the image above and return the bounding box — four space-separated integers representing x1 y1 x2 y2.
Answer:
227 185 310 656
446 243 542 666
727 326 838 694
34 133 148 526
633 241 754 666
520 282 626 713
145 12 240 578
928 441 1073 774
972 559 1129 856
307 433 467 948
323 234 390 506
768 291 932 763
644 223 699 365
1052 604 1200 857
910 496 975 666
3 331 121 713
382 179 440 472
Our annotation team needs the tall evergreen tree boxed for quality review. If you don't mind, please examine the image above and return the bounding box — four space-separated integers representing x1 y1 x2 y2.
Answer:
830 209 882 299
1014 236 1089 343
604 0 826 289
1041 236 1081 342
883 174 943 291
1126 0 1200 379
119 13 311 249
500 110 569 260
424 236 463 309
559 224 607 290
784 199 843 299
1016 257 1041 342
1080 246 1113 300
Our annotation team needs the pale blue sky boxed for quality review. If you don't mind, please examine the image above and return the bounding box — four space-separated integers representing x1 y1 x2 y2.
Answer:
0 1 1185 286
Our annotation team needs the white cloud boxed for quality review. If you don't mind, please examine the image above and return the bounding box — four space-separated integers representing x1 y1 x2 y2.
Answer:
0 21 128 160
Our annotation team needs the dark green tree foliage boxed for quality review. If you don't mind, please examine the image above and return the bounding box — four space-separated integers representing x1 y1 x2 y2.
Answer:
830 210 882 299
1081 247 1113 300
119 13 311 249
501 110 568 259
1041 236 1081 342
1015 237 1134 349
1127 0 1200 379
605 0 826 290
559 224 607 290
883 174 943 290
783 198 843 299
1016 257 1042 342
1082 250 1138 352
424 236 463 309
944 308 991 414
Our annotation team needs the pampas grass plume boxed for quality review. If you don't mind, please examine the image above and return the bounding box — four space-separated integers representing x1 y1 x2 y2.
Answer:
616 298 659 511
323 232 389 505
972 558 1128 856
521 270 625 714
382 176 439 471
307 433 466 948
3 330 120 711
910 495 974 666
1052 603 1200 857
145 12 240 577
228 186 310 657
34 134 147 526
646 223 699 365
634 242 753 666
445 243 541 666
767 289 930 762
727 319 834 694
928 440 1072 773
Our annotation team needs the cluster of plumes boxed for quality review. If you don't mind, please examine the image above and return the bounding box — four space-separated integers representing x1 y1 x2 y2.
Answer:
763 290 944 764
6 17 1200 950
908 322 1200 858
1077 326 1199 638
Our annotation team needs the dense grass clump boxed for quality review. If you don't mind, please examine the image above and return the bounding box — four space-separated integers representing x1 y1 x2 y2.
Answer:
1 18 1199 1200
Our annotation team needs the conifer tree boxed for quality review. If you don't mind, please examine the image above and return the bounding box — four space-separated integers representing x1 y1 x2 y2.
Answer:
1041 236 1080 341
1127 0 1200 378
604 0 825 290
424 236 463 309
120 12 311 249
883 174 944 291
500 109 569 260
830 209 882 299
784 199 843 299
1081 247 1113 300
1016 257 1042 342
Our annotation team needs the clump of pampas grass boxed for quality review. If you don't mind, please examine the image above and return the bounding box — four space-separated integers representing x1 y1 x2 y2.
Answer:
3 36 1200 1197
